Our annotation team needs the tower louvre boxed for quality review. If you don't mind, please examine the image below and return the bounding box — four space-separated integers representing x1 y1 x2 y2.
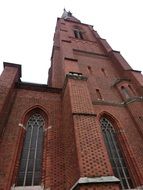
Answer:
0 10 143 190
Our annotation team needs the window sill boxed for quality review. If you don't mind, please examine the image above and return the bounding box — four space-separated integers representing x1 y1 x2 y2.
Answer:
11 186 44 190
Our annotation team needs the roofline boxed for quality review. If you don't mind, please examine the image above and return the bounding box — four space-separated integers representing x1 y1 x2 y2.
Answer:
16 81 62 93
57 17 94 27
3 62 22 78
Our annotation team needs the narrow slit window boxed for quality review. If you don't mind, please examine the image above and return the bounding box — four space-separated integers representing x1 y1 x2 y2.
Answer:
17 113 45 186
96 89 102 100
74 30 78 38
100 117 134 189
87 66 92 74
101 68 107 77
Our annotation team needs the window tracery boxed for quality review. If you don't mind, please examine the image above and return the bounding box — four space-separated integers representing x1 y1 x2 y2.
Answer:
17 113 45 186
100 117 133 189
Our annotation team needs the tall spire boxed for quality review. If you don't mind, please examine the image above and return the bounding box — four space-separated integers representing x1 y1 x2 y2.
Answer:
61 9 81 22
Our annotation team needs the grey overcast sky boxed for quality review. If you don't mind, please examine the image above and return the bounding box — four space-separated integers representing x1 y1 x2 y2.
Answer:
0 0 143 84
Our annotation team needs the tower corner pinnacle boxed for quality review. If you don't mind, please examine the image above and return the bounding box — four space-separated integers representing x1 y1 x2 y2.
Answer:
61 9 81 23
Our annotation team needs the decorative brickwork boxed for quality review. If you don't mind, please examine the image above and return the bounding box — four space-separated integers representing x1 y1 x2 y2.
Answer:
0 10 143 190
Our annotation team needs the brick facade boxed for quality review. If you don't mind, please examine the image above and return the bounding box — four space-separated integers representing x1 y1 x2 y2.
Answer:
0 10 143 190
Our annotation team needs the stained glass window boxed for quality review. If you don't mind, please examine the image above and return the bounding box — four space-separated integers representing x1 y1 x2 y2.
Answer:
100 117 134 189
17 113 44 186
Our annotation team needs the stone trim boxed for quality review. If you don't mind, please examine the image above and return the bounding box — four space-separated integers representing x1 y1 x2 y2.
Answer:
66 72 87 81
11 186 44 190
112 78 131 86
62 73 87 98
125 96 143 104
93 100 125 107
70 176 120 190
93 97 143 107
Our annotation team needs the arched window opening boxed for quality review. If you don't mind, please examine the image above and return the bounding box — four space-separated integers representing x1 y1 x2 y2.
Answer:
17 113 45 186
101 68 107 77
96 89 102 100
87 66 92 74
121 86 130 99
74 29 84 39
100 117 134 189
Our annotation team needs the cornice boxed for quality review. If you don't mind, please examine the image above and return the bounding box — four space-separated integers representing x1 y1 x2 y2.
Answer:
62 73 88 97
16 82 62 93
93 96 143 107
66 72 87 81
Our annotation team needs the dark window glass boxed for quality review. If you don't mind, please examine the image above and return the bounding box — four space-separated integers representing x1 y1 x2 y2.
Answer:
101 68 107 77
96 89 102 100
17 113 44 186
87 66 92 73
74 30 83 39
100 117 134 189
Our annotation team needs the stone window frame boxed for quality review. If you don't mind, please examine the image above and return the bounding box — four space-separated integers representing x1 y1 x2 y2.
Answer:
14 110 45 188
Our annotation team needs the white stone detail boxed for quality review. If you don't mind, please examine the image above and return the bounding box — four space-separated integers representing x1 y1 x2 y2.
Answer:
11 186 44 190
70 176 120 190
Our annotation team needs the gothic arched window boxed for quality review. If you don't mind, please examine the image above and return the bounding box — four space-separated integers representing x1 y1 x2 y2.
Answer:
100 117 134 189
17 113 45 186
74 29 84 39
121 86 130 99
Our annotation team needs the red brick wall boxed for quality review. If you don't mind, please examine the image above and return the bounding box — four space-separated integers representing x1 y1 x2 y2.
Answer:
0 64 20 137
1 15 143 190
61 76 121 189
62 82 80 189
53 17 143 188
0 85 65 190
95 104 143 185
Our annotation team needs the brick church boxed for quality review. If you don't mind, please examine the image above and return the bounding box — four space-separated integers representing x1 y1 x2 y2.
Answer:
0 9 143 190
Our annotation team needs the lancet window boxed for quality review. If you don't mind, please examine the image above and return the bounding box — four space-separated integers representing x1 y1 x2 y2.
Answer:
17 113 45 186
100 117 133 189
74 29 84 39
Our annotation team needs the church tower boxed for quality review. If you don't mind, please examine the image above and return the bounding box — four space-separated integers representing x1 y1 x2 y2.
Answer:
0 10 143 190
